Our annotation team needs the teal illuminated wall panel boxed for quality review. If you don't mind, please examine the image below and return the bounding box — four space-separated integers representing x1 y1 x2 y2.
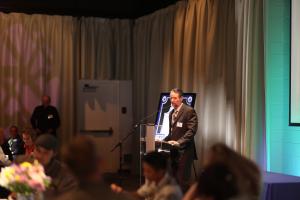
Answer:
265 0 300 176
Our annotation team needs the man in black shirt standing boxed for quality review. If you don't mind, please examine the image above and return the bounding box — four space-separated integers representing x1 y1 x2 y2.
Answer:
31 95 60 137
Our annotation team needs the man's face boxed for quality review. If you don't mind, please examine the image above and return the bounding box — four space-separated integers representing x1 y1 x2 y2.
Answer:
42 96 50 107
9 127 18 138
170 91 183 109
142 162 163 183
33 146 54 166
22 134 33 146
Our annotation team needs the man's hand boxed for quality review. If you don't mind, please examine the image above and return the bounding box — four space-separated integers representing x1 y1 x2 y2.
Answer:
168 140 180 147
110 183 123 193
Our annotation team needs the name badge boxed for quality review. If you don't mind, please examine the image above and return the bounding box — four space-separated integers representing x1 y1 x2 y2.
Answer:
48 114 53 119
176 122 183 127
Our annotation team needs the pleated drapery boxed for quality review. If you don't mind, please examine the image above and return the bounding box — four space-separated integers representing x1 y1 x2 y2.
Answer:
0 0 265 171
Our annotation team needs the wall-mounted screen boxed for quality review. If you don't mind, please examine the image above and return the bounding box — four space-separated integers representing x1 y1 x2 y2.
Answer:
290 0 300 125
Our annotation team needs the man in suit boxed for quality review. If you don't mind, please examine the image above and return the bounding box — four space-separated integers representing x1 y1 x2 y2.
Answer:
164 88 198 192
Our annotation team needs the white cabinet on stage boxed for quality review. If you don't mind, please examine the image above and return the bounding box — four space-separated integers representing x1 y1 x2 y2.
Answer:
77 80 132 173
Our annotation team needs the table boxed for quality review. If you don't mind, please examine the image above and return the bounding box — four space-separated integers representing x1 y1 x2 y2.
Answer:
263 172 300 200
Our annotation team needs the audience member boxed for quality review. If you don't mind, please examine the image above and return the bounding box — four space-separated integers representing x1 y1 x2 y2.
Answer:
7 125 24 160
57 136 127 200
203 143 261 199
183 143 261 200
31 95 60 137
0 128 11 199
32 134 77 199
184 163 238 200
22 128 36 155
111 151 182 200
0 128 12 162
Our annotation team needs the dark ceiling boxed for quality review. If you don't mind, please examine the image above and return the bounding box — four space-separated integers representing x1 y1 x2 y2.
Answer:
0 0 179 19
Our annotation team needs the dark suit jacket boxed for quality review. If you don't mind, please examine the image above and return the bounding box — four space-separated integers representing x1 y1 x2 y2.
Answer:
31 105 60 135
164 103 198 159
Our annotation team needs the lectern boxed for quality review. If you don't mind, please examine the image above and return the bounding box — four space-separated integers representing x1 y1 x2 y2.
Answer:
138 124 176 185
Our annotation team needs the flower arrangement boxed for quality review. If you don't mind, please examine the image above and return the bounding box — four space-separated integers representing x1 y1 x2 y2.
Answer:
0 160 51 195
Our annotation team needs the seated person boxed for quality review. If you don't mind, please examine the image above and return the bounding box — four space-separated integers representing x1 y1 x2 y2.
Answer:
57 136 128 200
0 128 11 165
203 143 261 199
34 134 77 199
0 146 11 166
111 151 182 200
16 134 77 200
183 143 261 200
8 125 24 160
22 128 36 155
0 129 11 199
184 163 238 200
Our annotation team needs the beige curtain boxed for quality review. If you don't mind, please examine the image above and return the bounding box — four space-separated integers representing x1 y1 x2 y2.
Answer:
236 0 266 168
78 17 133 80
133 0 265 171
0 0 265 170
133 0 237 171
133 4 177 121
0 13 134 146
0 13 76 145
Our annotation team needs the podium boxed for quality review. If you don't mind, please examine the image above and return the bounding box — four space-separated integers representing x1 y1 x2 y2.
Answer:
139 124 155 153
138 124 154 184
138 124 175 184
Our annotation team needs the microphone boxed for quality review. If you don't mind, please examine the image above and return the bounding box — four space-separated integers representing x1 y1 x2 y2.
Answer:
133 111 158 128
111 105 173 152
133 105 173 128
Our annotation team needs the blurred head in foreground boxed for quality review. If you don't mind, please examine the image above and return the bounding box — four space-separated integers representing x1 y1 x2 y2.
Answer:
196 163 238 200
62 136 102 183
142 151 168 184
204 143 261 198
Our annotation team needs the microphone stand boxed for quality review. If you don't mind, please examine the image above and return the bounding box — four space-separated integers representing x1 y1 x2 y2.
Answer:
110 110 159 178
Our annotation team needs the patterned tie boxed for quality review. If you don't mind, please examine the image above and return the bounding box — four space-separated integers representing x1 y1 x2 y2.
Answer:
172 110 179 125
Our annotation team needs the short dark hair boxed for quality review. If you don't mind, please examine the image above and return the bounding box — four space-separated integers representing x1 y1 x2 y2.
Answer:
142 151 167 171
35 134 57 151
197 163 238 200
170 88 183 97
